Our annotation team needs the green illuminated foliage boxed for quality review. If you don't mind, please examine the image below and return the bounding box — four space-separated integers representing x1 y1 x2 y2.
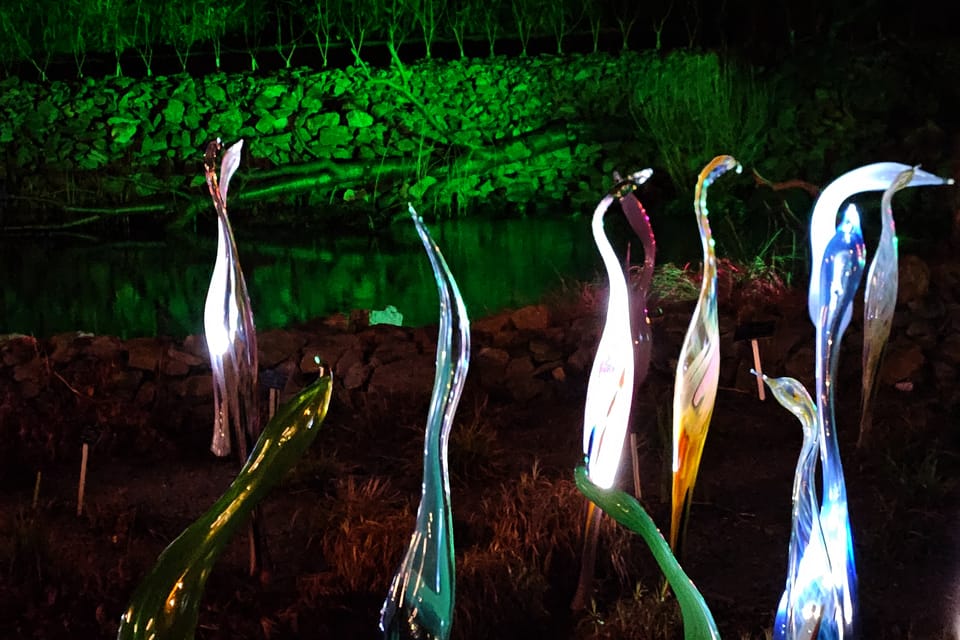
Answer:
510 0 544 56
544 0 584 55
632 51 770 196
308 0 335 67
337 0 377 67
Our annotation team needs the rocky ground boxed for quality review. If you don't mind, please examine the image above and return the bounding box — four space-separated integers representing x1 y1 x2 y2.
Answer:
0 253 958 639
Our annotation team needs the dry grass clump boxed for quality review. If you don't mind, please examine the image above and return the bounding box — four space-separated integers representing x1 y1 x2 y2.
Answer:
299 475 412 598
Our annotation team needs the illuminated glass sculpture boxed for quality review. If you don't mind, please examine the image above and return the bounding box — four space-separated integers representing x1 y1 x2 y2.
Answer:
617 169 657 389
805 162 952 635
574 169 653 610
203 138 260 461
582 168 653 491
380 204 471 640
812 204 866 637
669 155 741 559
758 372 835 640
807 162 952 336
117 372 333 640
575 466 720 640
858 166 952 447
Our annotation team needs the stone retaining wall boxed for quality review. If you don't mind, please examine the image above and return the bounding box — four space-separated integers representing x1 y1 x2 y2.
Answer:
3 252 957 476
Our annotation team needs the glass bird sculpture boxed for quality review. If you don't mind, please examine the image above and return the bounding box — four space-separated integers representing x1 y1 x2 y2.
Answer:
575 465 720 640
811 204 866 638
806 162 952 334
582 168 653 491
858 166 952 447
669 155 741 560
758 372 836 640
203 138 259 461
380 204 471 640
616 169 657 389
117 371 333 640
573 169 653 611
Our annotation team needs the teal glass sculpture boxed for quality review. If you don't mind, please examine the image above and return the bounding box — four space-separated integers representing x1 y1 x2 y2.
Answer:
669 155 741 560
203 138 259 460
117 371 333 639
758 373 835 640
379 204 471 640
574 466 720 640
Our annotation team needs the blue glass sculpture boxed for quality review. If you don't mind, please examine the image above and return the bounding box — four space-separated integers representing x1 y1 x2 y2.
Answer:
758 372 836 640
804 162 952 634
811 204 865 637
380 204 471 640
807 162 951 332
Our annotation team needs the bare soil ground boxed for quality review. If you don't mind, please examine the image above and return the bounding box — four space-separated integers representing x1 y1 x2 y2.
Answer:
1 285 958 639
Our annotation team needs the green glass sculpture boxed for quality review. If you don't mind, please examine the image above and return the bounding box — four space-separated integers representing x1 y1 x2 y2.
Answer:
574 466 720 640
117 370 333 640
379 204 471 640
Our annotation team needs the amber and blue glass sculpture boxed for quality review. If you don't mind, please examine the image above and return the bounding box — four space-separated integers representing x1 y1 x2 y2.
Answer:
380 204 471 640
203 138 259 460
669 155 741 560
117 372 333 639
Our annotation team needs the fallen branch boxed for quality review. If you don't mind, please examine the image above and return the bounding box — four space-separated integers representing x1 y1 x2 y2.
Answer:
752 168 821 198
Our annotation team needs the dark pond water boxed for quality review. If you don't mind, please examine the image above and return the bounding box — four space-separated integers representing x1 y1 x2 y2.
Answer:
1 215 700 340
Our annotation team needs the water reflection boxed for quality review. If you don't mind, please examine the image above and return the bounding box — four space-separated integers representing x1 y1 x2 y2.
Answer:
2 217 613 338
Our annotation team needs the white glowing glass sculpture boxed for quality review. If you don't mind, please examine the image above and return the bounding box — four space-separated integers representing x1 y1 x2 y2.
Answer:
582 169 653 489
203 138 259 460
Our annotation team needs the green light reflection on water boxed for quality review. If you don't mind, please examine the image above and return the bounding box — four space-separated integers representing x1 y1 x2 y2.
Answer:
2 216 623 339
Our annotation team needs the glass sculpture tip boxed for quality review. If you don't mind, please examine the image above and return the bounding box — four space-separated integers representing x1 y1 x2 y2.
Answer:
407 202 421 222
